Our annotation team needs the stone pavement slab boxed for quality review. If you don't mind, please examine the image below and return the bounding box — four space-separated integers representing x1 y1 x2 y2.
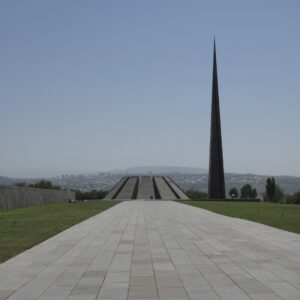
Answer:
0 201 299 300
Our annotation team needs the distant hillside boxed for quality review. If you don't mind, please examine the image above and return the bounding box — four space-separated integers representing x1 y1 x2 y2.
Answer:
110 166 208 175
170 173 300 196
1 170 300 195
0 176 15 185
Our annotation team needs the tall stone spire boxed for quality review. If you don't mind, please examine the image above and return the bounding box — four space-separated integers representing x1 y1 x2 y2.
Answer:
208 40 225 199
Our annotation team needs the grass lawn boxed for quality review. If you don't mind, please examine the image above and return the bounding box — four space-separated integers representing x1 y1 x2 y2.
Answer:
177 201 300 234
0 201 120 263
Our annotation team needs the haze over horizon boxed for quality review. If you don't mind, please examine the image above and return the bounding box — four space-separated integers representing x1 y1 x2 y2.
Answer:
1 1 300 178
1 165 300 180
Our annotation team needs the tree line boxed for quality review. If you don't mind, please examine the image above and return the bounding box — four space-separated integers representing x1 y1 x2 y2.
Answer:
15 180 61 190
75 190 107 201
228 177 299 204
186 177 300 204
14 180 108 200
15 178 300 204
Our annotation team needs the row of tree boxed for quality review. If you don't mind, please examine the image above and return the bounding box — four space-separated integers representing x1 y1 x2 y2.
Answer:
15 180 61 190
229 177 300 204
185 190 208 199
15 181 108 201
229 177 280 201
15 178 300 204
287 191 300 204
75 190 107 201
229 184 258 199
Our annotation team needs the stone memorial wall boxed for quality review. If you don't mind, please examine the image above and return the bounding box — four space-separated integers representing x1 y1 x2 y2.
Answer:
0 185 75 210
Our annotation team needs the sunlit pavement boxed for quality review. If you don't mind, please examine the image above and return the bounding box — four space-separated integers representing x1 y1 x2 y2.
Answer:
0 201 299 299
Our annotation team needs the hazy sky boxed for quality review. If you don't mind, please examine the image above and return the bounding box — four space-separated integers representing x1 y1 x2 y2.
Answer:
1 1 300 178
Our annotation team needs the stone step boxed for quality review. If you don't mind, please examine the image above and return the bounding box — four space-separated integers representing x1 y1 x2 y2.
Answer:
103 176 129 200
115 176 139 200
164 176 189 199
137 176 155 200
105 176 188 200
154 176 177 200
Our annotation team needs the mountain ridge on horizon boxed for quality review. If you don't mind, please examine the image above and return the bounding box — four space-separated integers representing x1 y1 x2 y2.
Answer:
1 166 300 179
1 167 300 194
109 166 208 175
1 169 300 195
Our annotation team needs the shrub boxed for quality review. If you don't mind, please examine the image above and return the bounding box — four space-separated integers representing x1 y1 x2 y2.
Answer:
263 184 284 203
265 177 276 202
229 187 238 199
286 190 300 204
240 184 257 199
186 190 208 200
75 190 108 201
16 180 61 190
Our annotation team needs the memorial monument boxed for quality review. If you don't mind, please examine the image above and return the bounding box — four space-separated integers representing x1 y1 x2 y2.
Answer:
208 40 226 199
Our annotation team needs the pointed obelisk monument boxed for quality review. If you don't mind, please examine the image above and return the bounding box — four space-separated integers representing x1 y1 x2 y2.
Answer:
208 40 225 199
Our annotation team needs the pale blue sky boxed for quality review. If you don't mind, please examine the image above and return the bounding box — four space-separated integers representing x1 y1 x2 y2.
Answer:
0 0 299 177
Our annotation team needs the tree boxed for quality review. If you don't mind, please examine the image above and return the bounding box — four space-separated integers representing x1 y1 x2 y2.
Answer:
229 188 238 199
265 177 276 202
75 189 108 201
14 182 26 187
252 188 257 199
274 185 284 203
240 184 257 199
240 185 257 199
28 180 61 190
264 185 284 203
287 190 300 204
264 181 284 203
186 190 208 200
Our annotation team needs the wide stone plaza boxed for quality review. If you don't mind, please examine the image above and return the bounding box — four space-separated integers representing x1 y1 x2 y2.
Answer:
0 201 299 300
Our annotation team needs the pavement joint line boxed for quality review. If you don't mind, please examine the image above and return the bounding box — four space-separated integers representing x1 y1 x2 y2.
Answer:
6 202 124 300
112 205 136 299
1 201 299 300
171 203 271 297
143 203 159 300
172 203 296 298
5 211 113 299
150 203 220 300
69 204 129 299
167 203 256 298
152 210 193 299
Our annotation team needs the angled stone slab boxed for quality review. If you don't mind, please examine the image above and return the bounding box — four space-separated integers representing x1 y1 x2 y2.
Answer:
137 176 155 200
115 177 138 200
164 176 189 199
154 176 176 200
103 177 128 200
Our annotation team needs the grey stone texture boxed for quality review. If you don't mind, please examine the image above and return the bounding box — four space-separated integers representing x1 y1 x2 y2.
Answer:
115 177 138 200
1 201 299 299
164 176 189 200
103 177 129 200
137 176 156 199
154 176 176 200
208 41 226 199
105 176 188 200
0 185 75 211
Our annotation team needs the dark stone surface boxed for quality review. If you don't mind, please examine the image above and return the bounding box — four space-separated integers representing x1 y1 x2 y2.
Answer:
0 185 75 210
208 41 225 199
104 176 189 200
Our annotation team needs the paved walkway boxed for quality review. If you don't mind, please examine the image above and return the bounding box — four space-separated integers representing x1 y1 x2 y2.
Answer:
0 201 300 300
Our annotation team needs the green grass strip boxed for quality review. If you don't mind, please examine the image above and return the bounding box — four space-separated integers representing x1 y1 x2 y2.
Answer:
177 201 300 234
0 201 120 263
